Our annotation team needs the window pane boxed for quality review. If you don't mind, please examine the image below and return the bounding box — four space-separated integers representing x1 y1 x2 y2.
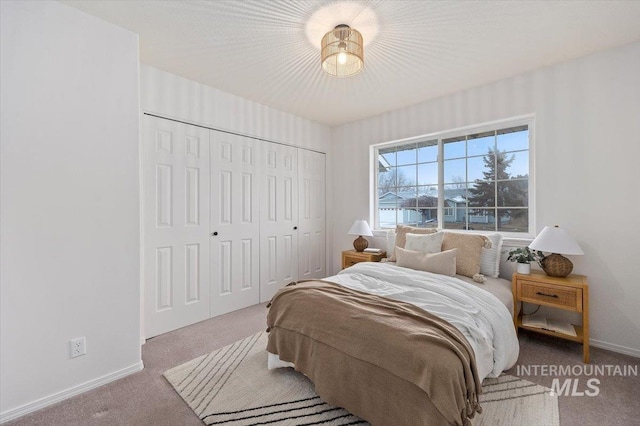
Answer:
497 179 528 207
444 137 465 160
498 208 528 232
443 184 467 204
417 162 438 185
443 207 467 230
443 185 466 232
467 156 489 182
378 167 397 195
378 190 399 207
397 187 418 208
468 208 497 231
378 207 400 229
467 132 495 157
396 165 416 186
416 193 438 208
475 152 496 180
418 185 438 199
444 158 465 184
502 151 529 178
418 140 438 163
497 126 528 152
378 146 397 168
396 144 417 166
468 181 496 208
416 208 438 227
398 207 422 226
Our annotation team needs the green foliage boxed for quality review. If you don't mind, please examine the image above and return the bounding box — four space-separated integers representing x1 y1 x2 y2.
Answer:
507 247 543 264
468 149 528 222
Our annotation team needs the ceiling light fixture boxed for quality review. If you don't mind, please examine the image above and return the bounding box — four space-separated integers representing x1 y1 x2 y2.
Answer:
321 24 364 78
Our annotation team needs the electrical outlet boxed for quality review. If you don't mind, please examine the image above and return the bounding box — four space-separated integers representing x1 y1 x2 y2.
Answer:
70 337 86 359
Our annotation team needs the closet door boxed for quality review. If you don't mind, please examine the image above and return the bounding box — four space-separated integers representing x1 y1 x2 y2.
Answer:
260 142 298 302
298 150 326 280
143 116 210 338
210 132 260 316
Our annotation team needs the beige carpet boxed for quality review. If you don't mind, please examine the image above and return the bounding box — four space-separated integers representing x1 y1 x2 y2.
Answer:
165 332 559 426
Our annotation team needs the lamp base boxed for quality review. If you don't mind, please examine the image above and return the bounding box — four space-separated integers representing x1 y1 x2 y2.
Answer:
353 236 369 252
541 253 573 277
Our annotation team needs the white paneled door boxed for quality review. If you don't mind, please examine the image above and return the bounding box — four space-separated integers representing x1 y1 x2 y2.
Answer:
297 150 326 280
260 142 299 302
143 116 211 338
210 132 260 316
143 116 327 337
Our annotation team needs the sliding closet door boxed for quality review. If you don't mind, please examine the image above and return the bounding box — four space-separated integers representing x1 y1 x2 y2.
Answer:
297 150 326 280
260 142 299 302
210 132 260 316
143 116 210 338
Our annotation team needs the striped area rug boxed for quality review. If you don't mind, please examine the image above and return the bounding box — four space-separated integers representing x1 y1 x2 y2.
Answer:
164 332 559 426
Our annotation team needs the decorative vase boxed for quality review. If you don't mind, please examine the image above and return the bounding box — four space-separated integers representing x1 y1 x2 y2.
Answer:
516 263 531 275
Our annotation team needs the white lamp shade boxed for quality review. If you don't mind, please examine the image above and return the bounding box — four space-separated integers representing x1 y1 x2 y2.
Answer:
529 226 584 255
348 220 373 237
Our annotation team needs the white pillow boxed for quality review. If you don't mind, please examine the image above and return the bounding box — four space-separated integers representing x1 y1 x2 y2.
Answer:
405 232 444 254
479 233 503 278
385 230 396 259
396 247 457 276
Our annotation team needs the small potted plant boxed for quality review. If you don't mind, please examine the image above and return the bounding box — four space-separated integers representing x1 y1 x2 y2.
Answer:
506 247 541 275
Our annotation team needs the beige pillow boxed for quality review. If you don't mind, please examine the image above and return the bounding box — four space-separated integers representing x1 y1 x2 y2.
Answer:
389 225 438 261
441 232 491 278
405 232 444 254
396 247 457 276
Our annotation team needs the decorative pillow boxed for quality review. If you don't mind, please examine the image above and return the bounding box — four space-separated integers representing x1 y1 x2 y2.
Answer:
405 232 444 254
480 233 503 278
385 230 396 259
441 232 491 278
388 225 438 261
396 247 457 276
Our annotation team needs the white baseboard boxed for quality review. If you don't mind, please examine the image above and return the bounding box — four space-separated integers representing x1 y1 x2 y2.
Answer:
0 361 144 424
591 339 640 359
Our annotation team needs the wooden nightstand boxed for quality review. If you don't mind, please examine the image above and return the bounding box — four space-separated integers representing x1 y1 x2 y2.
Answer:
512 270 590 363
341 250 386 269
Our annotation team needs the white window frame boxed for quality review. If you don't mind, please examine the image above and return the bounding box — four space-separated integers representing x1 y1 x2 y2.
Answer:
370 115 535 238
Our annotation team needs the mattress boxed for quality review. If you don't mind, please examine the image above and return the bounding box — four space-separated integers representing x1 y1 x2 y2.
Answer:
456 274 514 316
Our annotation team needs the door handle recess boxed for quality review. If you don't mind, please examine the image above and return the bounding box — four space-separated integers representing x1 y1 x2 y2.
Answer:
212 232 218 236
293 226 298 230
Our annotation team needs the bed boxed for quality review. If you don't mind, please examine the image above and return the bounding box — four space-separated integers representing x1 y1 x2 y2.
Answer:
266 230 519 426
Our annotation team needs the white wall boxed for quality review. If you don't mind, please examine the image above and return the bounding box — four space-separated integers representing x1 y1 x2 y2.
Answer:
0 1 141 421
140 66 331 153
331 42 640 356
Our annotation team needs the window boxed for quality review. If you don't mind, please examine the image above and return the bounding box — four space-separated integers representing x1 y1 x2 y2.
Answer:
375 118 532 235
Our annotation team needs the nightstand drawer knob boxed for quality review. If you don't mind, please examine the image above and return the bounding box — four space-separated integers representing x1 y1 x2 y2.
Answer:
536 291 559 298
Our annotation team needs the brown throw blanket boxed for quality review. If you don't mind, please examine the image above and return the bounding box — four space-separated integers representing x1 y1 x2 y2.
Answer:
267 280 482 426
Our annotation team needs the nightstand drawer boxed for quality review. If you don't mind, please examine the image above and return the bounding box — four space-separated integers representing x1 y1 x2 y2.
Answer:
343 256 362 268
341 250 386 269
519 280 582 311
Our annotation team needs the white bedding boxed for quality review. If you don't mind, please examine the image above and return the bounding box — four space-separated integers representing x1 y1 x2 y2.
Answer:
268 262 519 381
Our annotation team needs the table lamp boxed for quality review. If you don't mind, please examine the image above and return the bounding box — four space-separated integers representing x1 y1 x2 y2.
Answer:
529 225 583 277
348 220 373 252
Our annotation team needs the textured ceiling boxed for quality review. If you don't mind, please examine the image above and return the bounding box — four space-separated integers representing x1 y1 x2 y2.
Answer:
62 0 640 126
